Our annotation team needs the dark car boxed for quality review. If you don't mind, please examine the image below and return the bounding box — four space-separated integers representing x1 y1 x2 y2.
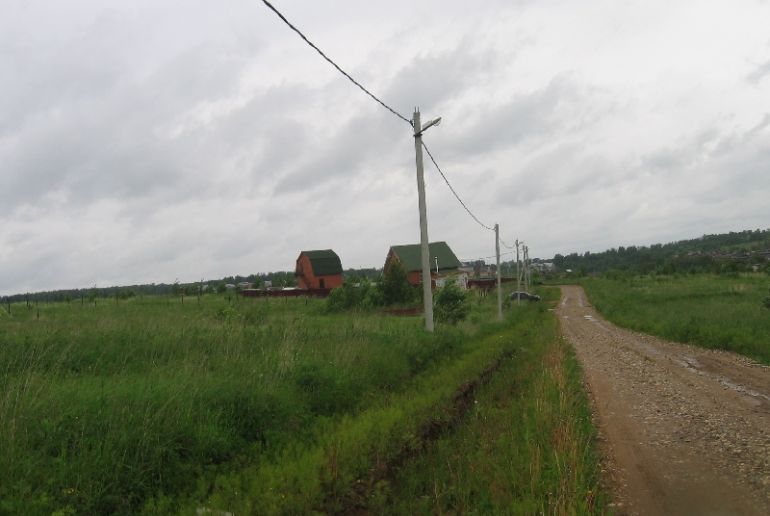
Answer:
509 291 540 301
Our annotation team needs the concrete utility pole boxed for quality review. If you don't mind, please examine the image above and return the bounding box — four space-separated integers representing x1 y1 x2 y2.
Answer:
412 108 441 332
524 245 529 292
516 239 521 304
495 223 503 321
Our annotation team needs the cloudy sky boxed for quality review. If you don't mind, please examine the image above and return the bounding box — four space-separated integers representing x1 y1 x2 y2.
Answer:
2 0 770 294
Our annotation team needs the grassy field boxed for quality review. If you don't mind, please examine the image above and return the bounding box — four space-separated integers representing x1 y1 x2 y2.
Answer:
0 288 604 514
364 290 603 515
581 274 770 365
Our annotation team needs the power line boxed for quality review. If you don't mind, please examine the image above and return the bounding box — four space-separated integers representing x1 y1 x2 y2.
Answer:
500 238 515 250
421 140 495 231
262 1 496 235
263 0 507 270
262 0 413 126
461 250 516 262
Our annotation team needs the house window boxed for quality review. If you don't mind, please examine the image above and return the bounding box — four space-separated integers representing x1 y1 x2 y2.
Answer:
319 278 326 289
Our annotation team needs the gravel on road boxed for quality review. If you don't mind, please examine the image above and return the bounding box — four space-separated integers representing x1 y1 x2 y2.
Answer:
558 285 770 516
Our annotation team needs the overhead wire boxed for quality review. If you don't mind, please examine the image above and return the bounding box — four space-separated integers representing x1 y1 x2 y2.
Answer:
262 0 517 260
421 140 495 232
460 250 516 262
261 0 413 126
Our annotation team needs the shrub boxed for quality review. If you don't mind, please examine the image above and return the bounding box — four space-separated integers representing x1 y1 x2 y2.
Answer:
326 280 383 312
362 284 385 308
434 281 469 325
382 262 413 305
326 287 349 312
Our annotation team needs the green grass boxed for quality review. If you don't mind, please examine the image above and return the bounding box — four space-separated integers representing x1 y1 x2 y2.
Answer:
0 288 606 514
0 290 517 514
0 295 459 514
363 288 604 515
581 274 770 364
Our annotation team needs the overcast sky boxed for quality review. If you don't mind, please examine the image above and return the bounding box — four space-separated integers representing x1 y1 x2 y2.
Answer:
2 0 770 294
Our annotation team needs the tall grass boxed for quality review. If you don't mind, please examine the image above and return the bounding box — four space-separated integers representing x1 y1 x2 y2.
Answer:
0 291 510 514
581 274 770 364
364 288 604 515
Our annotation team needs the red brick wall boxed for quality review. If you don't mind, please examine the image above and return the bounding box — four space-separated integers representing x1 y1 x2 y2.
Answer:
296 254 343 289
320 274 343 289
386 250 442 288
296 254 314 289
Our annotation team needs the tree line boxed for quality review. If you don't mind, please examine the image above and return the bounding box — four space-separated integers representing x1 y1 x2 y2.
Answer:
553 229 770 276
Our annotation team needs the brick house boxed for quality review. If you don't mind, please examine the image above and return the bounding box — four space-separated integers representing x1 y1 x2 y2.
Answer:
384 241 463 288
295 250 344 290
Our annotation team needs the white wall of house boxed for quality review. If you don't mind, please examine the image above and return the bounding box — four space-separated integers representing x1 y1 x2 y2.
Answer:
436 271 469 290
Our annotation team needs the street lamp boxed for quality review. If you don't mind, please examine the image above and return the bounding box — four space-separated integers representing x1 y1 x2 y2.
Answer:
413 108 441 332
420 117 441 133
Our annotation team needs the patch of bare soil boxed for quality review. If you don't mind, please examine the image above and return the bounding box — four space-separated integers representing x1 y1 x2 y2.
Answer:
558 285 770 516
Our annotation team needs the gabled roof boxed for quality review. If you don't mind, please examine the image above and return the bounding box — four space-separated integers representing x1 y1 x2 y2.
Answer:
299 249 343 276
389 241 462 273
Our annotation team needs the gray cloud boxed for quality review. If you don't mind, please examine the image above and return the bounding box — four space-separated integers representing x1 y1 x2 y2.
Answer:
383 43 503 115
272 111 408 194
494 142 629 206
747 59 770 84
3 0 770 295
438 75 601 160
0 0 265 215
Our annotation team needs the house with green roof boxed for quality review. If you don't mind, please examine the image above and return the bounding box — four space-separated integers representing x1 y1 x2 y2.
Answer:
295 250 343 290
384 241 466 289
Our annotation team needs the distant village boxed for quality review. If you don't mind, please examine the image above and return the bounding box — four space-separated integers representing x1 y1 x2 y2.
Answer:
219 241 554 298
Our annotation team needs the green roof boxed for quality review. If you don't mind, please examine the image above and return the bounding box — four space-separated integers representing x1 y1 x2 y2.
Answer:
300 249 343 276
389 241 462 273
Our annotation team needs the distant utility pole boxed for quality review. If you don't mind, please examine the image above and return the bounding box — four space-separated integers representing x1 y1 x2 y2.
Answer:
495 223 503 321
413 108 441 332
516 239 521 304
524 245 529 292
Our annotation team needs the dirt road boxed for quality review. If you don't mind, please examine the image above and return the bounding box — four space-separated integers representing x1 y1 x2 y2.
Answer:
558 285 770 515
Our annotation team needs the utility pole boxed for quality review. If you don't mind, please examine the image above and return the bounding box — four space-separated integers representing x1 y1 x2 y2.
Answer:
516 239 521 304
524 245 530 293
495 223 502 321
413 108 435 332
528 247 532 291
527 247 532 288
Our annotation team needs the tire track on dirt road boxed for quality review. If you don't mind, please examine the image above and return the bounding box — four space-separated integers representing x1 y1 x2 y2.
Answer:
558 285 770 515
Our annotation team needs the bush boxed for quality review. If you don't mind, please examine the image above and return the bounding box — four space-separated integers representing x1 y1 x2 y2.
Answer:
327 280 385 312
434 281 469 325
382 262 414 305
362 285 385 308
326 286 350 312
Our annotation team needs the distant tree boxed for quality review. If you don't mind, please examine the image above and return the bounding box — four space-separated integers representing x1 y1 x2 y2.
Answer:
381 261 413 305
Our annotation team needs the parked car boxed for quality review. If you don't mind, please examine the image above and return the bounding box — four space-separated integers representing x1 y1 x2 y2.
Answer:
509 291 540 301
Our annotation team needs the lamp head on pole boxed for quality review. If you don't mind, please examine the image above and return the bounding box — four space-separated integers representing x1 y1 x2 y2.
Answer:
414 116 442 136
423 117 441 130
